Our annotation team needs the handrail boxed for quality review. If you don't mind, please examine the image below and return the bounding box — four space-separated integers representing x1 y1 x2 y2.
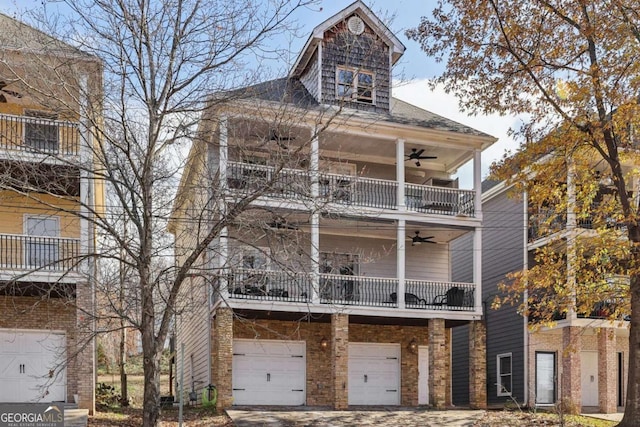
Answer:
0 113 80 156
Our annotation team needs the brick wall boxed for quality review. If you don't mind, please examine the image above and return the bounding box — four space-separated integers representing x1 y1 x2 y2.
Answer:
469 321 487 409
529 326 628 413
429 318 446 409
230 317 434 407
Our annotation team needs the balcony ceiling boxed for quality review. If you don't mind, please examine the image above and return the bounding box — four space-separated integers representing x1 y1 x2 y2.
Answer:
228 117 474 173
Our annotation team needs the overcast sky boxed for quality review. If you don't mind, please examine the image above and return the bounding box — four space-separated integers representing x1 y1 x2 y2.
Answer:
0 0 523 187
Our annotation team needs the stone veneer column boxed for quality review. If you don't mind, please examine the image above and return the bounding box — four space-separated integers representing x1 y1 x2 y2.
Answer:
598 328 617 413
213 307 233 411
75 282 95 414
469 321 487 409
331 314 349 409
562 326 582 414
429 318 446 409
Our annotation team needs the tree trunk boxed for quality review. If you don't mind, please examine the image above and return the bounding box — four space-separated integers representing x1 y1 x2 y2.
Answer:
119 326 128 406
620 234 640 426
141 330 161 426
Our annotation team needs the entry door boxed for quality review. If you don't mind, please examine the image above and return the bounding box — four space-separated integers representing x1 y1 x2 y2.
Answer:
535 352 556 404
418 346 429 405
581 351 599 406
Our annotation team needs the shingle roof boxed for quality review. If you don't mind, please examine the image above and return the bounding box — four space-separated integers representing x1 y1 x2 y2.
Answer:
229 77 493 138
0 13 91 57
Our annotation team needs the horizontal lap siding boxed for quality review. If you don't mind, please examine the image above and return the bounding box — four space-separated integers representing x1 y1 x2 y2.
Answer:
176 275 210 401
451 233 472 405
482 193 526 405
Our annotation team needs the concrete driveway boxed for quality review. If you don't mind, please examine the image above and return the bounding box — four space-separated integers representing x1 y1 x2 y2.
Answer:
227 408 485 427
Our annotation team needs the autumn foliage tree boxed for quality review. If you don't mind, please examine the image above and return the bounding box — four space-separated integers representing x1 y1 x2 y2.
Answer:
409 1 640 423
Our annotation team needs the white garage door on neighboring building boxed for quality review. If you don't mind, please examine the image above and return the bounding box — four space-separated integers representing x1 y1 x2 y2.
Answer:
0 330 66 403
348 343 401 405
232 339 306 405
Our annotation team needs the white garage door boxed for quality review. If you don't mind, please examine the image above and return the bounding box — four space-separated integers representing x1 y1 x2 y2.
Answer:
232 339 306 405
348 343 400 405
0 330 66 403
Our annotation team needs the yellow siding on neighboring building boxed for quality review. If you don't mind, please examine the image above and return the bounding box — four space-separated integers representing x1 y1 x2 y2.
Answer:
0 190 80 237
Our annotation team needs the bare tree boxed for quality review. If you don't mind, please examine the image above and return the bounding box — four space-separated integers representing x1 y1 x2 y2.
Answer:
0 1 324 425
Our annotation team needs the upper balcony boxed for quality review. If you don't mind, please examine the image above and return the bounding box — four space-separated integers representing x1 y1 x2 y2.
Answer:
0 233 82 283
227 161 476 219
0 113 81 162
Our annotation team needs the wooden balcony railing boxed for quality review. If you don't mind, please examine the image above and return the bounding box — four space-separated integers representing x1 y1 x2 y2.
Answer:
227 162 476 217
0 234 81 272
0 113 80 156
226 268 477 311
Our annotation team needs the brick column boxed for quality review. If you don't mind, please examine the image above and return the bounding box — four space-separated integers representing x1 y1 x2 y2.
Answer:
331 314 349 409
562 326 581 414
469 321 487 409
75 282 95 414
212 307 233 411
598 328 617 413
429 318 446 408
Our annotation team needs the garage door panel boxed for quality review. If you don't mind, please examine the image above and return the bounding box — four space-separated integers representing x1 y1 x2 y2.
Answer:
232 340 305 406
348 343 400 406
0 330 66 403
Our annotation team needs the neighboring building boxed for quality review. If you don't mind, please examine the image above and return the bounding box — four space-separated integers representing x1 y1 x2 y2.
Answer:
170 1 496 410
0 14 102 412
452 177 629 413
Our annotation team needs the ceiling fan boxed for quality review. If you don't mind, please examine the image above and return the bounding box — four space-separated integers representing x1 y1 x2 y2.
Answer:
405 148 437 167
0 81 22 103
267 216 299 230
408 230 436 246
267 129 296 149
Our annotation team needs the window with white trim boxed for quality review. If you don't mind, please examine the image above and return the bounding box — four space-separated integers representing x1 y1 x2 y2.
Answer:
336 66 374 104
497 353 513 396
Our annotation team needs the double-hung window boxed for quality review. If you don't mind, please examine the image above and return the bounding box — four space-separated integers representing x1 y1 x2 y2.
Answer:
497 353 513 396
336 67 374 104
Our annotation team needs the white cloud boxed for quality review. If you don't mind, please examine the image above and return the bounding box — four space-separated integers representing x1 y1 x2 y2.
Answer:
393 79 525 188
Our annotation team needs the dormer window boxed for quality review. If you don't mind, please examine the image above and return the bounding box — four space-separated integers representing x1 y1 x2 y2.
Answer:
336 66 374 104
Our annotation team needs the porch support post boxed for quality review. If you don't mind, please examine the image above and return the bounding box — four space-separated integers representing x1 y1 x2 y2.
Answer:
396 219 406 309
469 320 487 409
331 313 349 409
473 148 482 219
598 328 617 413
396 138 405 210
473 227 482 312
212 307 234 411
76 74 95 414
429 318 447 409
561 326 582 414
218 116 229 298
310 129 320 303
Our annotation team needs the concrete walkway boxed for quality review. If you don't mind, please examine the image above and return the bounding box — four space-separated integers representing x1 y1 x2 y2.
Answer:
582 412 623 422
64 409 89 427
227 408 485 427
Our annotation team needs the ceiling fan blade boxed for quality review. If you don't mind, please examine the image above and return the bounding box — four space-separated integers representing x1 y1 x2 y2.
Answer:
417 155 437 160
413 148 424 156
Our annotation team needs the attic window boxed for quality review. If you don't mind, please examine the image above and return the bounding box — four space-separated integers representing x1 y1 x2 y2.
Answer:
336 66 374 104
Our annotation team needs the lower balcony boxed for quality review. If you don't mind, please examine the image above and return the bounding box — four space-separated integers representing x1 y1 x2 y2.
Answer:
0 234 81 279
225 268 476 313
